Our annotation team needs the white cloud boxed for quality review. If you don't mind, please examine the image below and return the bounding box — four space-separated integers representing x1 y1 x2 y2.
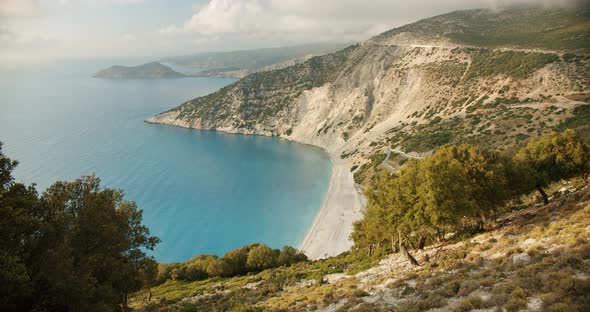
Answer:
123 33 136 40
35 0 145 8
1 0 583 64
0 0 40 17
161 0 380 36
83 0 144 5
0 0 144 17
0 28 55 47
57 0 144 5
161 0 583 39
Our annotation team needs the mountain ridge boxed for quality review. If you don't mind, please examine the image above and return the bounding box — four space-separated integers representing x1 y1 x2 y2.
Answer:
147 6 590 178
162 42 352 78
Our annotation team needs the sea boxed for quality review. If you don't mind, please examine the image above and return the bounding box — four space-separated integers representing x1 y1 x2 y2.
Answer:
0 59 332 263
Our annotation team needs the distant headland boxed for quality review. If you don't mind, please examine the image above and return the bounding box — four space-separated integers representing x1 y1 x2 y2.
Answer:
93 61 186 79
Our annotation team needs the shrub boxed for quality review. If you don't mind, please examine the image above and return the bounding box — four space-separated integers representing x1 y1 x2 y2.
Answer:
458 280 481 296
396 293 447 312
277 246 307 267
222 246 251 275
456 295 485 312
206 259 233 277
504 297 528 312
515 129 590 204
247 244 279 271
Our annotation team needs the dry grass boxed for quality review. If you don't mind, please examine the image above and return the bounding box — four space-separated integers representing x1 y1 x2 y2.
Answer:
133 184 590 312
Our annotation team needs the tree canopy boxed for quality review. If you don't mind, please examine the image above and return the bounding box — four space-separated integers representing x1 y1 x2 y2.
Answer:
352 144 513 257
155 243 308 284
0 143 160 311
352 130 590 262
515 129 590 203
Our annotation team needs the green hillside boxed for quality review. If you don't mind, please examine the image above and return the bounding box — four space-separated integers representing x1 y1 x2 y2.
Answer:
374 5 590 51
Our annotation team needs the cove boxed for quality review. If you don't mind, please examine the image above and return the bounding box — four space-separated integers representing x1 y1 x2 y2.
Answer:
0 60 332 262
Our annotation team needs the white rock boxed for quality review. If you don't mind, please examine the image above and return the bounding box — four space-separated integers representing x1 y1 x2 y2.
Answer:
512 253 531 265
558 187 568 193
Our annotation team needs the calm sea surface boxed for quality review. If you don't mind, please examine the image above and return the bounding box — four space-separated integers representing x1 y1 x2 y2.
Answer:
0 60 331 262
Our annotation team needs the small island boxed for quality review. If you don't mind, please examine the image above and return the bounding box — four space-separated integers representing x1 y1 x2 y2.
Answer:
93 61 186 79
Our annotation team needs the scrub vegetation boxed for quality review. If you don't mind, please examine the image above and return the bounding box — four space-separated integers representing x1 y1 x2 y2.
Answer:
121 130 590 312
374 5 590 51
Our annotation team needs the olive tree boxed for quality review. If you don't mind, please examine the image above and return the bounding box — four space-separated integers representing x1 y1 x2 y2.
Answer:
515 129 590 204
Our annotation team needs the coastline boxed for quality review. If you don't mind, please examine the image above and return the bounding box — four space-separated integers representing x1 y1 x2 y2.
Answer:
145 118 365 260
298 155 364 260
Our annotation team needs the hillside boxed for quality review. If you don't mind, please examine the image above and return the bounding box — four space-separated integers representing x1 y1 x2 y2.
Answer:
131 180 590 311
147 6 590 182
371 5 590 51
94 62 186 79
162 43 351 78
146 5 590 265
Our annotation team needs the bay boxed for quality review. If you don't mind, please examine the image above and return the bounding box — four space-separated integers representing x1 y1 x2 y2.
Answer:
0 59 331 262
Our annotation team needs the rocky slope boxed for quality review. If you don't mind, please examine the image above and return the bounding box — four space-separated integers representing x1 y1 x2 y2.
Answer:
94 62 186 79
147 6 590 182
131 181 590 311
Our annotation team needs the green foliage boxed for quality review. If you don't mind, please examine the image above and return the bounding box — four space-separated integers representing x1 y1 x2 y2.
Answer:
278 246 308 266
206 259 233 277
353 151 386 183
353 144 513 255
0 253 32 311
376 6 590 51
558 104 590 133
155 244 307 285
421 60 468 87
402 130 454 153
222 245 251 276
354 130 590 258
0 144 38 311
34 176 160 310
0 143 160 311
230 303 262 312
466 50 559 79
246 244 279 271
515 129 590 189
395 293 447 312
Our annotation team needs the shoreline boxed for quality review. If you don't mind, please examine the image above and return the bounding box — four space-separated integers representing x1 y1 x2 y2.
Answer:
298 155 364 260
145 119 365 260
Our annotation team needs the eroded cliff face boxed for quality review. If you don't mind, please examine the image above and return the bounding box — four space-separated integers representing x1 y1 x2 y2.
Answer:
148 41 588 172
147 7 590 181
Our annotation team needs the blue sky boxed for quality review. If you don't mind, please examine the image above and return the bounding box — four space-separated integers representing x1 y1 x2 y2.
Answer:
0 0 572 64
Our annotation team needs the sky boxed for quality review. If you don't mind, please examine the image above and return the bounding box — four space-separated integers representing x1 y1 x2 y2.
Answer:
0 0 581 64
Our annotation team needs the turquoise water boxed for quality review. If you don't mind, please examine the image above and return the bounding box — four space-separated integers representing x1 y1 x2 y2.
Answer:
0 60 332 263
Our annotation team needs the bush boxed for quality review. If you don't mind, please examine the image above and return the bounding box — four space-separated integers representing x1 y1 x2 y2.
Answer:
277 246 307 266
396 293 447 312
458 280 480 296
456 295 485 312
206 259 233 277
504 297 528 312
247 244 279 271
221 245 252 275
515 129 590 203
